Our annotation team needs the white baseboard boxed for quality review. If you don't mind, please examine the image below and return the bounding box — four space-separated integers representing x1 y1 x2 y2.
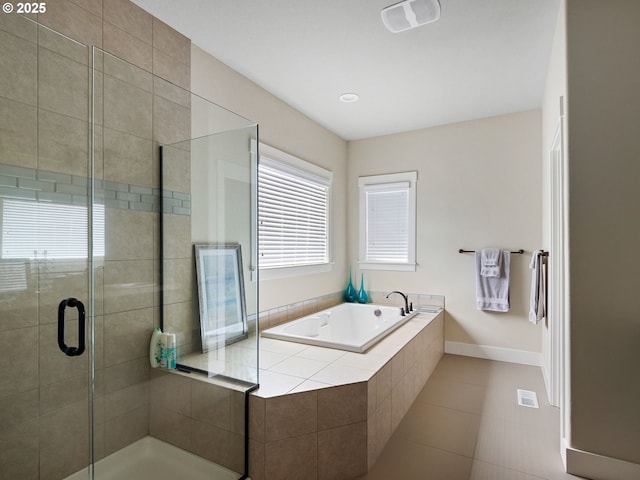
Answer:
564 443 640 480
444 341 542 367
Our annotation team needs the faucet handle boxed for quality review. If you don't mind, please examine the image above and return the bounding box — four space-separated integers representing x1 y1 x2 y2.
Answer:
409 302 413 312
400 307 406 317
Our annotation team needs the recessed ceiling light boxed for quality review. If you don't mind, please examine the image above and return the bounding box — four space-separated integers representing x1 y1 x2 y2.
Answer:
339 93 359 103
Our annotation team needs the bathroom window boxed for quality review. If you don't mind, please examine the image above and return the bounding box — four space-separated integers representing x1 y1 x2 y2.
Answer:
358 171 417 271
258 144 332 279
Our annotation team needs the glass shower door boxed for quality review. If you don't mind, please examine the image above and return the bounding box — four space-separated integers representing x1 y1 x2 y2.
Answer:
0 14 97 479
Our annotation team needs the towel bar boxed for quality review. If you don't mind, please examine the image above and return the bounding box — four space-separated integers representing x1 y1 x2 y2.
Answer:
458 248 525 254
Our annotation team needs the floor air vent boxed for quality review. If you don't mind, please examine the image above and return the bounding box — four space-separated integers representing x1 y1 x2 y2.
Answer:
517 389 539 408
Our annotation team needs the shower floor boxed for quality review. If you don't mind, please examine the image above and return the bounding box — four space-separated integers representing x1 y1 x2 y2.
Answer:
64 436 240 480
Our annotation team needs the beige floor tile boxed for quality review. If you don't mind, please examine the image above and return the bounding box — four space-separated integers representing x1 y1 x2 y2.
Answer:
474 415 560 478
480 389 559 428
428 354 495 386
546 463 588 480
483 362 547 395
415 374 488 415
355 436 472 480
361 355 585 480
470 459 546 479
394 402 481 457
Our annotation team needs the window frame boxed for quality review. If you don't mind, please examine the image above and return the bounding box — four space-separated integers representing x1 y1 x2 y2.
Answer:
258 143 333 280
358 171 417 272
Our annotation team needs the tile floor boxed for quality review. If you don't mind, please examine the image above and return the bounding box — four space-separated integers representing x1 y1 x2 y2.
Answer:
355 354 585 480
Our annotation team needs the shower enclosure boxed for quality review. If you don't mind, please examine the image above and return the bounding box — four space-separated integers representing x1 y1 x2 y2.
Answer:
161 124 259 384
0 13 258 480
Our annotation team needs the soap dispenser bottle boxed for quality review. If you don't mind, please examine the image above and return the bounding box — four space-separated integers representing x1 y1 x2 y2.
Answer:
149 327 162 368
167 333 177 369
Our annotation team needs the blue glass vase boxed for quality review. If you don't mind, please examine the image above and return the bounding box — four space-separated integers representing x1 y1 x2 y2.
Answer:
344 268 357 302
357 273 369 303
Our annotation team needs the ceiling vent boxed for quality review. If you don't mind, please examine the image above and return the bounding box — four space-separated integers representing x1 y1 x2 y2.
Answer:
381 0 441 33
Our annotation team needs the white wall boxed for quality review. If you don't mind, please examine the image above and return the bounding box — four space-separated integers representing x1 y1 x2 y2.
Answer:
190 45 348 311
348 111 543 355
565 0 640 468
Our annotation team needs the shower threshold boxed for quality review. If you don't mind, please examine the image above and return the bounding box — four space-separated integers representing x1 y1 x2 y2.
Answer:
64 436 240 480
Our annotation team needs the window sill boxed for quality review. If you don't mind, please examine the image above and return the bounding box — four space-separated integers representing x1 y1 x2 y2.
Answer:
254 262 333 281
358 261 416 272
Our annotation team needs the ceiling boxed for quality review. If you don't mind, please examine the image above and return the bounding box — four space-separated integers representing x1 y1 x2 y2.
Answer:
132 0 560 141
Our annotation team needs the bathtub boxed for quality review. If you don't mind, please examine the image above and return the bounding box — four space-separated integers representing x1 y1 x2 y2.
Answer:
261 303 419 353
64 436 239 480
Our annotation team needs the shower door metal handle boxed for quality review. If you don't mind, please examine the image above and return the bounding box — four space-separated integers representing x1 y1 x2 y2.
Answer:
57 298 86 357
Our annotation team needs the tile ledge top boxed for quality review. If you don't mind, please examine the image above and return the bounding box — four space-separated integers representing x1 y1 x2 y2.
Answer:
251 310 442 398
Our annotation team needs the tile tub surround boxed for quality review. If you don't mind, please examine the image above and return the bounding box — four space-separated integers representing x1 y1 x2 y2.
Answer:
148 368 247 474
176 292 443 380
248 310 444 480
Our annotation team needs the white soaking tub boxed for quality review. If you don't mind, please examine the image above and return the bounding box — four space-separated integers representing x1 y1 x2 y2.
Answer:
261 302 418 353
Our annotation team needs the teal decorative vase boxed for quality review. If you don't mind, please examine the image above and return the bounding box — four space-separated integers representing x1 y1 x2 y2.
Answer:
357 273 369 304
344 268 357 302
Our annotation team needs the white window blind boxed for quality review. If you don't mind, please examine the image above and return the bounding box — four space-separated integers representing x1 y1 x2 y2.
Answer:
364 182 410 262
358 171 417 271
258 154 330 269
0 260 28 292
1 200 105 260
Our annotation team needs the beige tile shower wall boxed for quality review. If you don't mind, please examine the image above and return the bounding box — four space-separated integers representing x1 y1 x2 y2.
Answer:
0 3 191 479
149 369 246 473
248 312 444 480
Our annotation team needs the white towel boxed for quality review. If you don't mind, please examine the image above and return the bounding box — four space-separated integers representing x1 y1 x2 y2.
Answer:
529 250 546 324
480 248 501 277
475 250 511 312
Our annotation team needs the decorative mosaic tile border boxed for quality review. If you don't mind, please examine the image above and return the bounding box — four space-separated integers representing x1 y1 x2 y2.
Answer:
0 163 190 215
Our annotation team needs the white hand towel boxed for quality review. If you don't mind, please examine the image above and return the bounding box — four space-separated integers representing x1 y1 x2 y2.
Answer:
480 248 501 277
475 250 511 312
529 250 546 324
